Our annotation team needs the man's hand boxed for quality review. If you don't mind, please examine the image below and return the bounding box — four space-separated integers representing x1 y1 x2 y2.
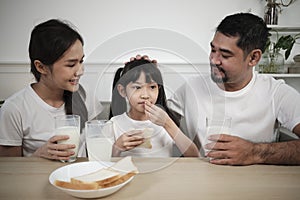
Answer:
205 134 261 165
125 54 157 64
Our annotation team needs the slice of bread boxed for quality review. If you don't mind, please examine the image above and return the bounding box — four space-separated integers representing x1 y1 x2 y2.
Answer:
71 168 120 186
137 128 153 149
109 156 138 174
101 172 137 188
54 156 138 190
55 180 98 190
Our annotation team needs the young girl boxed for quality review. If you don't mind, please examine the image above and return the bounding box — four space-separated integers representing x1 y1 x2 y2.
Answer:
0 19 102 160
109 58 199 157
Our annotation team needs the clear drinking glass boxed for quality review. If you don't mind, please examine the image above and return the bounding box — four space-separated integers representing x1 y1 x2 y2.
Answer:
85 120 114 162
55 115 80 162
204 116 232 155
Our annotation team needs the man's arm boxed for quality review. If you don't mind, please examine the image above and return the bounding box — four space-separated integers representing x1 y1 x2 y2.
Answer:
0 145 22 156
206 124 300 165
254 123 300 165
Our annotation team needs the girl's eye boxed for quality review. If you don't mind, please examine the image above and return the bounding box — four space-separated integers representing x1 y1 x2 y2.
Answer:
132 85 141 89
80 59 84 64
150 85 157 89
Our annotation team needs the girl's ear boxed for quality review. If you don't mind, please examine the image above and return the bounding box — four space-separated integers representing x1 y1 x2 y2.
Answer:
248 49 262 67
34 60 49 75
117 84 126 98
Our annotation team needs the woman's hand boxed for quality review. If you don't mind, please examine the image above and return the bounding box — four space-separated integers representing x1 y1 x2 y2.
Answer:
32 135 76 161
113 130 144 153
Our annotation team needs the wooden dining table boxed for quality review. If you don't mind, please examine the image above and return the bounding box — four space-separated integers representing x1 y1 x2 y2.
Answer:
0 156 299 200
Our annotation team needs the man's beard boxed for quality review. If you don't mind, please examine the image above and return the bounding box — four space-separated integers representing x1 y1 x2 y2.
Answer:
210 64 228 83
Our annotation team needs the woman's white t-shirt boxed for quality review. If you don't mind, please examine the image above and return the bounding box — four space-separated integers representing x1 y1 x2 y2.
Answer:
0 84 103 156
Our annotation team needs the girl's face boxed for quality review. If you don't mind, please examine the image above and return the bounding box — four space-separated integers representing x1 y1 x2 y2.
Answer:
43 39 84 92
121 71 159 116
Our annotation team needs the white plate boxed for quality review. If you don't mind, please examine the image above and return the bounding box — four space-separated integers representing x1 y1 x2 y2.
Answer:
49 161 134 198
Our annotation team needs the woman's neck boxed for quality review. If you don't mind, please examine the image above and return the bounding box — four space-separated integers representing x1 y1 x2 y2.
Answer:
31 82 65 108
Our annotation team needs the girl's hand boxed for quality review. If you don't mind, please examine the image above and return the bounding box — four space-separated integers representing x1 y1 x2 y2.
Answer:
32 135 76 161
145 102 168 127
114 130 144 152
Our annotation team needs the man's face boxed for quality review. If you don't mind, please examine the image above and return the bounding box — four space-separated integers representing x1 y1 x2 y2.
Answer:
209 32 253 91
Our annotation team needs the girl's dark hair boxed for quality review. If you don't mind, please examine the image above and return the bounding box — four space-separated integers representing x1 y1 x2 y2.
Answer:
28 19 87 130
109 58 180 126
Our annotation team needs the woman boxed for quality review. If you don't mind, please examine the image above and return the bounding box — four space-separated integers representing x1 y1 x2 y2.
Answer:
0 19 102 161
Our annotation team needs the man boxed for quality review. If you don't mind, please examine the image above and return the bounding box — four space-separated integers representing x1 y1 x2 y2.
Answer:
168 13 300 165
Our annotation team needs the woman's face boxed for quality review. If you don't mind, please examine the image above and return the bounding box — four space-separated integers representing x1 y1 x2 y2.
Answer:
45 39 84 92
122 71 159 115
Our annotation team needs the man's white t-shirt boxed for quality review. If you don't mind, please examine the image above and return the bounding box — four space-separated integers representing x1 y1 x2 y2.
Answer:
168 72 300 149
0 84 103 156
110 113 174 157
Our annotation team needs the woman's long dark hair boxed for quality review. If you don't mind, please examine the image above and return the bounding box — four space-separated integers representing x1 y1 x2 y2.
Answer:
29 19 87 130
109 58 180 126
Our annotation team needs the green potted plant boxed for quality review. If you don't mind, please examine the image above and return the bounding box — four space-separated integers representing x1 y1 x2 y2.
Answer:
258 32 300 73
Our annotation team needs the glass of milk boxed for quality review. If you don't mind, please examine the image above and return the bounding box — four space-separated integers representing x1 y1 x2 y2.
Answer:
85 120 114 162
54 115 80 162
204 116 231 156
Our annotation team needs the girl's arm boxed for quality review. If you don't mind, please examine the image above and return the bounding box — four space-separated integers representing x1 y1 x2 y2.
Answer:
145 103 199 157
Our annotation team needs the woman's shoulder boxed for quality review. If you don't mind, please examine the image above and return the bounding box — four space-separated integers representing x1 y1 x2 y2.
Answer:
4 86 32 104
0 86 33 116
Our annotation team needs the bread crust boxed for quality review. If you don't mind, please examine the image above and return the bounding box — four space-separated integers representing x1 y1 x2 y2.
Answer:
54 156 138 190
55 180 98 190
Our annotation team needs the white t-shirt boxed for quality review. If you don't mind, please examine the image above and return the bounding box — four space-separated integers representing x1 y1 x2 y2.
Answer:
110 113 174 157
0 84 103 157
168 72 300 148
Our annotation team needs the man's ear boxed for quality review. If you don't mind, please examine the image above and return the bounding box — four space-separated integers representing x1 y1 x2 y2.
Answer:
117 84 126 98
248 49 262 67
34 60 49 75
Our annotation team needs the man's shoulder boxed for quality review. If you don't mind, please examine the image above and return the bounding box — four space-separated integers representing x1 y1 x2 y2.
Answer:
182 74 211 87
255 73 285 88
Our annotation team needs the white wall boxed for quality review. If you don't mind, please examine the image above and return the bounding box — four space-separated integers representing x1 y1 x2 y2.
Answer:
1 0 300 100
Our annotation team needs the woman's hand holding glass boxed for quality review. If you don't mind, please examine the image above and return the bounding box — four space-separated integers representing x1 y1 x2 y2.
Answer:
33 135 76 161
